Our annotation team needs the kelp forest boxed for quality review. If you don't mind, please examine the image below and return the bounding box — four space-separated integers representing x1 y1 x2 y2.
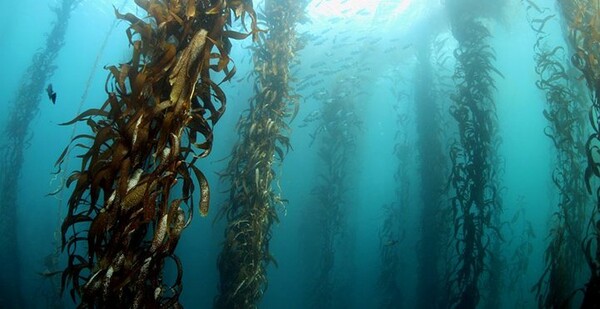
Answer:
6 0 600 308
0 0 81 307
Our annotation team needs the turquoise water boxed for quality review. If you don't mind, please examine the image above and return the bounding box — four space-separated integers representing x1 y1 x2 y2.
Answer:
0 0 587 308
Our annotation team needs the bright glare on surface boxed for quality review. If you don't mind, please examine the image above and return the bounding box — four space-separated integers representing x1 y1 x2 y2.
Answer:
307 0 413 20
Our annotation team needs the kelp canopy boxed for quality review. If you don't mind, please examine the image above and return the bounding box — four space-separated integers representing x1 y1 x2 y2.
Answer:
57 0 258 307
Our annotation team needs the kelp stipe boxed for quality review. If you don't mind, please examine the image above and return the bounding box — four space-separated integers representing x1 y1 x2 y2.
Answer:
0 1 81 307
307 81 362 309
445 1 503 307
413 35 452 309
44 4 128 307
214 0 308 308
528 2 589 307
56 1 258 307
483 212 504 309
556 0 600 305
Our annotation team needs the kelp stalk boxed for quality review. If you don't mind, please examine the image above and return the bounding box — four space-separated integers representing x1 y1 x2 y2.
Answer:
214 0 307 307
445 1 503 307
58 1 257 307
309 81 362 308
414 36 449 309
556 0 600 305
529 3 588 307
44 3 128 307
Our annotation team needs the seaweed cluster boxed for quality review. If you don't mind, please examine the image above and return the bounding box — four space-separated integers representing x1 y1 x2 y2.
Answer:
57 1 257 307
556 0 600 305
0 1 81 307
214 0 308 307
445 2 503 307
483 213 505 309
414 37 451 309
527 2 589 307
309 81 362 308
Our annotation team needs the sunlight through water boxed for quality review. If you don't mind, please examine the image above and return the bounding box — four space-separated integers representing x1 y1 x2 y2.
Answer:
308 0 413 19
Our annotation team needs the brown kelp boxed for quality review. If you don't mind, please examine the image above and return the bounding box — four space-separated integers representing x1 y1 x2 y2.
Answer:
556 0 600 306
308 80 362 308
414 36 452 309
445 1 503 307
44 4 128 306
483 212 504 309
57 0 258 307
0 1 81 307
529 3 589 307
214 0 308 307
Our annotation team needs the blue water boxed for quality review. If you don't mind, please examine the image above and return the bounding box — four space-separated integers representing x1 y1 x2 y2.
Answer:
0 0 577 308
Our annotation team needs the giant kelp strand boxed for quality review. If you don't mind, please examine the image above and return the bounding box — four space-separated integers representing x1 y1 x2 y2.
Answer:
214 0 308 307
432 34 460 309
528 4 589 307
414 36 451 309
309 83 362 309
484 125 506 309
430 35 458 137
0 1 80 307
4 0 80 142
482 211 505 309
44 4 128 306
445 7 503 308
57 1 258 307
556 0 600 305
377 89 410 309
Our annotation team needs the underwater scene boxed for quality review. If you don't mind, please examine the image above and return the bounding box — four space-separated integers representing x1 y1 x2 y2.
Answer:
2 0 600 308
